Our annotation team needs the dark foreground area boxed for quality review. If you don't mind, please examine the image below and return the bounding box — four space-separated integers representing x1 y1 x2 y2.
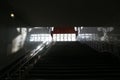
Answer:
25 42 120 80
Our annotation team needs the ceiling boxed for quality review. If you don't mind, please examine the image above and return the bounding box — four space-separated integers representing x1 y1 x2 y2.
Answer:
1 0 120 27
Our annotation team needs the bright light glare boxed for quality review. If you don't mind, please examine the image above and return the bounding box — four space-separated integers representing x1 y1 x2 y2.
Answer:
74 27 77 31
81 26 83 29
53 34 76 41
51 27 54 31
30 33 76 42
10 13 15 18
30 34 52 42
71 34 76 41
77 33 99 41
16 28 20 32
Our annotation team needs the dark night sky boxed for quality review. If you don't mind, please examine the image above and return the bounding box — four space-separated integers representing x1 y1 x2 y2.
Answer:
0 0 120 27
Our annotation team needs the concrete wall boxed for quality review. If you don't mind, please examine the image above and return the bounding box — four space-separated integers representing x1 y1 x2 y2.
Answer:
0 28 27 70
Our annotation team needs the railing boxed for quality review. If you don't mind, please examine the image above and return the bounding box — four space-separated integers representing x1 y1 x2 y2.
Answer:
0 41 53 80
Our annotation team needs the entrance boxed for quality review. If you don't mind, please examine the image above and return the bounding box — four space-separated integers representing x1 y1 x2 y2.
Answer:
51 27 77 41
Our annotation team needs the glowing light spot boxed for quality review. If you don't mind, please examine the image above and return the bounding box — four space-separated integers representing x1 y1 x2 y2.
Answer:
10 13 15 18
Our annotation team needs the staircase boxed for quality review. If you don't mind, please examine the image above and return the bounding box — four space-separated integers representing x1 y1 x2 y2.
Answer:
24 42 120 79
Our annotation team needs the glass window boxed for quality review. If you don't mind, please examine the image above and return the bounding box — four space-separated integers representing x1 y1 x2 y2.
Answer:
72 34 76 41
52 33 76 41
68 34 71 41
30 34 52 42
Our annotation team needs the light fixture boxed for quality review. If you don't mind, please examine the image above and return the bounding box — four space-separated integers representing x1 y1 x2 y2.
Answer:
81 26 83 29
51 27 54 31
10 13 15 18
16 28 20 32
74 27 77 31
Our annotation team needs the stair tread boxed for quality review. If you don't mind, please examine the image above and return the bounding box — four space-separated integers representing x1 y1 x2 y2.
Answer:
24 42 120 79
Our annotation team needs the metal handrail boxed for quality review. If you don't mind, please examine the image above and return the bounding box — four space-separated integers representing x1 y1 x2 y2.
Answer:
0 41 52 79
